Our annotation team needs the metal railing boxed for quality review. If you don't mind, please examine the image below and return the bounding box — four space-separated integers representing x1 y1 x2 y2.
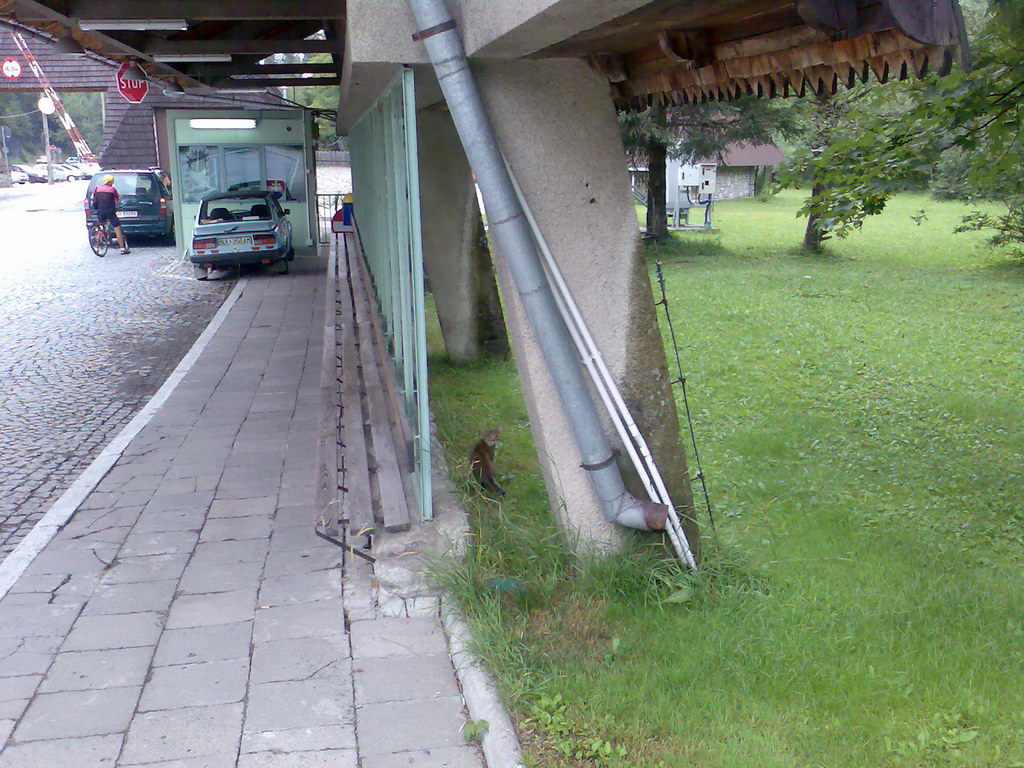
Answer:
316 193 345 244
348 67 432 522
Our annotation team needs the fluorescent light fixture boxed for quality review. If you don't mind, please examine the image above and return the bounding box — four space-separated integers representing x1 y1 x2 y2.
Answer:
51 35 86 54
153 53 233 63
189 118 257 130
79 19 188 31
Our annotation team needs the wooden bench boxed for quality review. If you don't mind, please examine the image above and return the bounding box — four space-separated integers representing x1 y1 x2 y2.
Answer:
316 232 414 537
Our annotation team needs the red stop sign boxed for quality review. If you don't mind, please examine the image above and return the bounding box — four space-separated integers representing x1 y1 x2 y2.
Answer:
116 60 148 103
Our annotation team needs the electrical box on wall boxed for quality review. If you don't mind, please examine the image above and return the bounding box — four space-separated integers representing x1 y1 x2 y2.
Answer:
699 163 717 194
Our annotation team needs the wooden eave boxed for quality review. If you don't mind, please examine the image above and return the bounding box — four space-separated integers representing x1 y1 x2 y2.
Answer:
535 0 967 109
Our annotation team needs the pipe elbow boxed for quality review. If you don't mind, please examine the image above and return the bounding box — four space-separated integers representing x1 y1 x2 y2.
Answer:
606 493 668 532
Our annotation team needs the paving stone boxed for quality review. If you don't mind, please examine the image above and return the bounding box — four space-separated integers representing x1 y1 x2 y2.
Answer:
101 554 190 585
257 570 342 607
120 703 244 765
240 724 356 754
120 530 201 558
47 525 134 551
166 590 257 629
0 700 27 721
23 547 117 575
139 659 250 711
353 653 460 705
144 491 216 514
0 602 80 638
0 635 61 677
349 617 448 659
0 734 123 768
63 611 164 651
250 636 349 684
152 621 253 667
237 749 358 768
123 756 238 768
199 516 272 543
177 560 264 596
189 539 269 566
82 579 178 615
0 675 41 702
267 524 322 551
39 646 152 692
131 508 209 534
272 505 315 528
244 666 354 732
215 482 281 500
253 600 344 643
14 687 140 740
262 547 341 577
357 697 467 756
361 747 483 768
0 718 13 748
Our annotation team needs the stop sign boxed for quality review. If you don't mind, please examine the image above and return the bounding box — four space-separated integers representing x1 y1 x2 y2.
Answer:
116 60 148 103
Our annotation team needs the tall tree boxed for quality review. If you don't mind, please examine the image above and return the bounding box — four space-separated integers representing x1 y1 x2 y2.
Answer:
777 1 1024 254
620 97 801 241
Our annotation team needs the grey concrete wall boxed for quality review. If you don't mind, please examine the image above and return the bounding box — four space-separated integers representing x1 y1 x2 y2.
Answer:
473 58 697 552
417 110 481 363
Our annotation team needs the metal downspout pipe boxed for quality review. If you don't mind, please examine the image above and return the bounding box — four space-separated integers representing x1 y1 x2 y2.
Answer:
408 0 668 533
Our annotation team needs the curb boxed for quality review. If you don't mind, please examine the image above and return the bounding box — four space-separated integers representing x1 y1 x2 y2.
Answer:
0 277 249 602
442 598 525 768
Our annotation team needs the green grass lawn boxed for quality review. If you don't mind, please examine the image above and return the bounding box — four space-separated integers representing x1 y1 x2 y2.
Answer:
427 189 1024 768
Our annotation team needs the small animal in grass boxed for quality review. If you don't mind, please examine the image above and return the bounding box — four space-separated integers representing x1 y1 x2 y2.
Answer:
470 428 505 496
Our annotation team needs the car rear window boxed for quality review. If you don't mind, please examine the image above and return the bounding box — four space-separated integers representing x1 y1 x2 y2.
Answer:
88 173 159 199
199 198 273 224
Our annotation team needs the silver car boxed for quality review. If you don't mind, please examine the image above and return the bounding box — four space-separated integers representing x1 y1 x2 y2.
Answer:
188 191 295 279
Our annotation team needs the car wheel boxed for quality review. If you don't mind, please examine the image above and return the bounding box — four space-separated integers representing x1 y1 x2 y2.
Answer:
286 245 295 261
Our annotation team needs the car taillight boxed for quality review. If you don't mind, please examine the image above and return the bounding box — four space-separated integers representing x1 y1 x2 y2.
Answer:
83 198 89 211
159 197 167 215
193 238 216 250
253 234 276 245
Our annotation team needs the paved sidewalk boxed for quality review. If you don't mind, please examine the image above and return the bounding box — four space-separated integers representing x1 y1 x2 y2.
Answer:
0 255 483 768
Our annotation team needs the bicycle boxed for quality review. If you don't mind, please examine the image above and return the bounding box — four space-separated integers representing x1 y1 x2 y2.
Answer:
88 218 115 257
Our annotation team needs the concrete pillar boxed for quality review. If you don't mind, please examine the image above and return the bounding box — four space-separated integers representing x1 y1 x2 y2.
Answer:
473 58 699 554
418 109 507 363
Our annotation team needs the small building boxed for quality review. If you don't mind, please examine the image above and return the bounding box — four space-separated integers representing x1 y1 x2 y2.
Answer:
695 142 786 200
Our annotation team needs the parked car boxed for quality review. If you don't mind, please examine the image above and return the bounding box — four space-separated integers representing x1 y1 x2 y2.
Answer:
14 164 45 183
188 191 294 278
9 167 28 184
66 159 100 179
84 169 174 241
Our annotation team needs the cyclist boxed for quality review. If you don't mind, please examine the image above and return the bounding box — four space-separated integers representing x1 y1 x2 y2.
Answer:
91 174 130 254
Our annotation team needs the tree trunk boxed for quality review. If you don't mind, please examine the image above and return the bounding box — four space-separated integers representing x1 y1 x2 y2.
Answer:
802 92 839 252
803 181 827 250
645 102 670 242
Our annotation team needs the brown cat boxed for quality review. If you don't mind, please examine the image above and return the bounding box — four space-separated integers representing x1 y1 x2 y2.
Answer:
470 428 505 496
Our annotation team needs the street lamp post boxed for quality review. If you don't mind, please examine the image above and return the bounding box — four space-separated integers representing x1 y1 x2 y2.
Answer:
38 95 55 184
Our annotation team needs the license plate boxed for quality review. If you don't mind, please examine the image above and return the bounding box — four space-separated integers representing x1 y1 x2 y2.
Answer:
219 236 253 247
119 210 139 218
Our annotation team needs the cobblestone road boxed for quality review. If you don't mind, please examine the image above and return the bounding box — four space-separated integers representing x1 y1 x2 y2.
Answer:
0 181 232 557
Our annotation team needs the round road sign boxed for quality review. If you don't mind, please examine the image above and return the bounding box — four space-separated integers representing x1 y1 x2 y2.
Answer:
37 97 55 115
1 58 22 79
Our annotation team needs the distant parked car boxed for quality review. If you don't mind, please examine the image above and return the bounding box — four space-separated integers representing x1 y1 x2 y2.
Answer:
10 167 28 184
188 191 294 279
84 169 174 241
14 165 45 183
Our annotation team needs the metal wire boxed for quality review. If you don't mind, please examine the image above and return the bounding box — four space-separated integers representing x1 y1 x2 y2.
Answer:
654 259 715 530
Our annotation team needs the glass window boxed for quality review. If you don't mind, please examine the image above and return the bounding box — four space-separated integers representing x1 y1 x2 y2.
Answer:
199 196 274 224
265 145 306 202
178 145 222 203
224 146 262 194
